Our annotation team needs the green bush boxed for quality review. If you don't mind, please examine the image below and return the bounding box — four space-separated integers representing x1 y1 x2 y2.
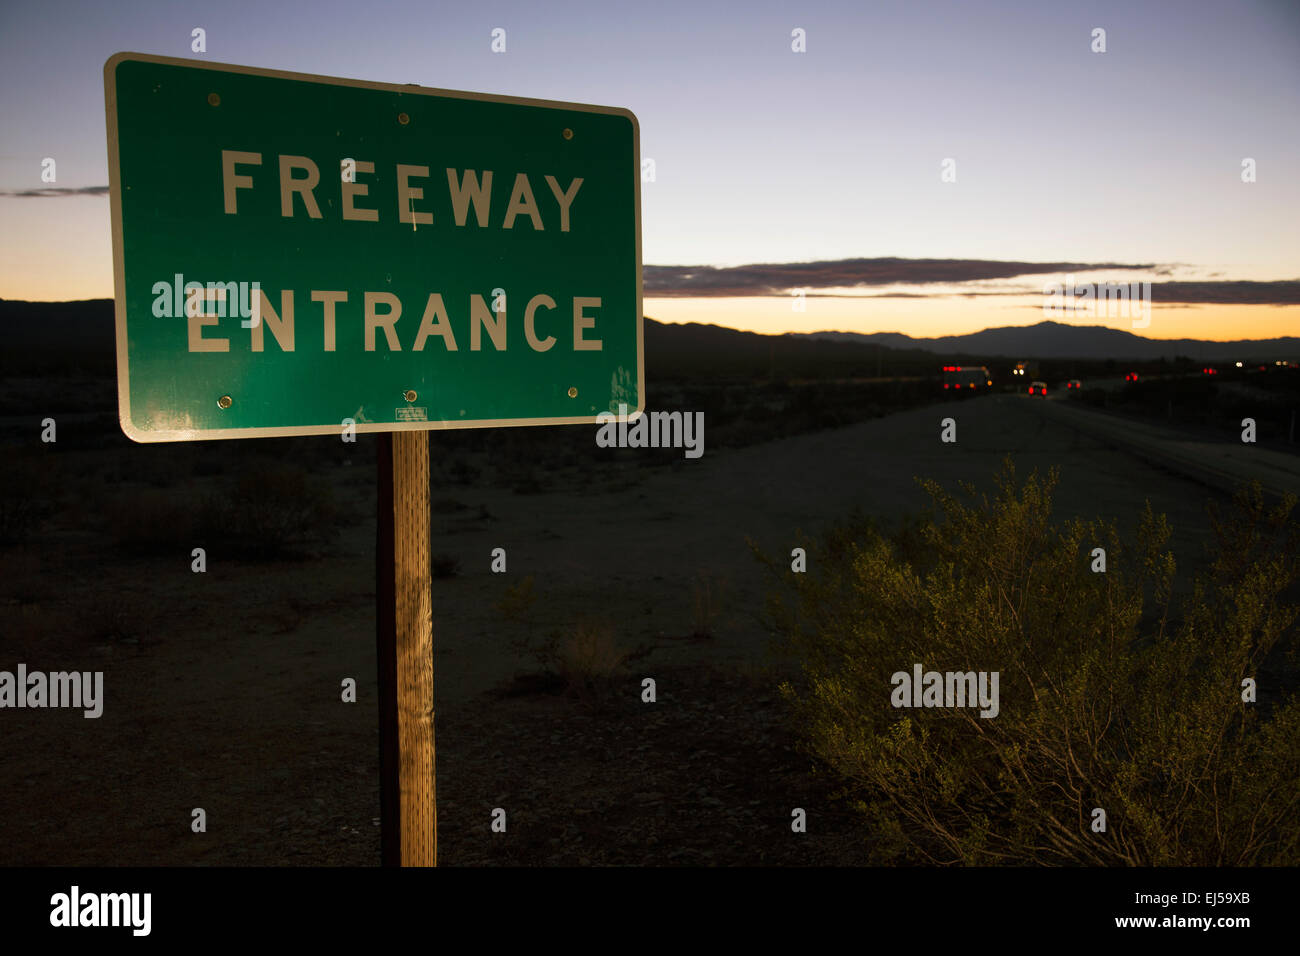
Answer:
761 461 1300 865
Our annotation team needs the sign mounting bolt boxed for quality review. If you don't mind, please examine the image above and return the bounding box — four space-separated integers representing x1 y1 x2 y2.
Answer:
398 112 410 125
217 395 232 409
562 127 573 140
567 386 578 398
404 389 418 402
207 93 220 106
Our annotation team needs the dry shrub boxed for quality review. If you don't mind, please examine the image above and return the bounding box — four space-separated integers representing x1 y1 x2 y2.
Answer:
762 460 1300 865
554 617 628 705
690 572 727 639
105 489 198 555
197 464 338 559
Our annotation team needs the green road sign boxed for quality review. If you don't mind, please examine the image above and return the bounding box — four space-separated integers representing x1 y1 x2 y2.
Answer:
104 53 642 442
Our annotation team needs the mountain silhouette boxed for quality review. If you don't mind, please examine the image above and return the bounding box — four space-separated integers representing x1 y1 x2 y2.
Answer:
2 302 1295 376
794 320 1299 361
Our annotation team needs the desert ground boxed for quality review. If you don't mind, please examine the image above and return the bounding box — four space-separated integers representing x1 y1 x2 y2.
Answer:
5 380 1274 865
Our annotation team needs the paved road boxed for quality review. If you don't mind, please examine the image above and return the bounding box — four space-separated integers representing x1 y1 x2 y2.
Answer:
415 391 1259 704
1032 396 1300 499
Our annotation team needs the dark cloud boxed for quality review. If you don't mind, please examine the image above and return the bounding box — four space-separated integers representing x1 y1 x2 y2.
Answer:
1149 281 1300 305
1026 281 1300 306
644 258 1300 305
644 257 1154 297
0 186 109 197
1018 282 1300 306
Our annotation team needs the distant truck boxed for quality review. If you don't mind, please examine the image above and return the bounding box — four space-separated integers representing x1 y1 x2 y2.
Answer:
943 365 992 392
1012 361 1039 379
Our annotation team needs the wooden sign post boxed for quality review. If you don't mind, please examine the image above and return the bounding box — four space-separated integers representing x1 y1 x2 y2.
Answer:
376 432 436 866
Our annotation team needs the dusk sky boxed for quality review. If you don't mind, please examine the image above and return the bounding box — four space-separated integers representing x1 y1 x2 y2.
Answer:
1 0 1297 340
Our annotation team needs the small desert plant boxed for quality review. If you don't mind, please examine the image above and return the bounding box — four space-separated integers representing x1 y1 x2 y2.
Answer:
143 452 184 488
761 460 1300 866
191 455 226 477
446 456 482 486
499 575 538 628
197 463 338 559
106 489 199 555
0 457 54 546
499 579 631 710
266 597 307 634
553 616 628 708
494 445 550 494
502 575 548 668
431 553 461 579
690 571 727 639
75 593 154 646
0 496 44 546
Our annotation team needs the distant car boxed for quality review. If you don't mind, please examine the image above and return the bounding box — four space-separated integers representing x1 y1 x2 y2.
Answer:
1066 379 1082 390
1028 380 1048 396
1124 372 1139 382
942 365 992 392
